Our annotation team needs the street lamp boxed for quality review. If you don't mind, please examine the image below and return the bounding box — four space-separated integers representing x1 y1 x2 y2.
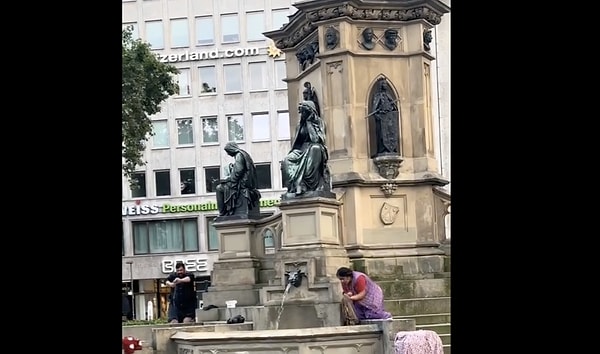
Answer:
126 261 135 319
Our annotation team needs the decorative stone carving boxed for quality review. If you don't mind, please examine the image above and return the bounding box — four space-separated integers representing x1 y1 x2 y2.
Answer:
296 40 319 71
360 27 376 50
324 26 339 50
383 28 399 50
424 29 433 51
380 202 400 224
380 183 397 198
273 4 446 49
373 155 403 180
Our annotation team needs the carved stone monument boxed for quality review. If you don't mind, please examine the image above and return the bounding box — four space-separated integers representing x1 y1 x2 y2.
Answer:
265 0 451 280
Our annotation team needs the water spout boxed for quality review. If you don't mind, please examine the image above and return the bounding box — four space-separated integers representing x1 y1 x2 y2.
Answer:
285 268 306 288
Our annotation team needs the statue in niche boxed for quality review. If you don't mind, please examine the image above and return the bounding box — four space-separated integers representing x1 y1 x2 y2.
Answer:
361 27 375 50
423 29 433 51
215 142 262 219
383 28 399 50
325 26 339 50
302 82 321 117
368 78 400 156
281 89 332 199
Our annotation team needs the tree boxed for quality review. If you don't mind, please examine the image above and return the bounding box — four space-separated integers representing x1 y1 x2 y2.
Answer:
122 27 179 182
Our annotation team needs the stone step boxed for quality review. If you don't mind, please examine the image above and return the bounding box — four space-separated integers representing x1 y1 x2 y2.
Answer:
439 333 451 346
384 296 450 316
416 322 451 335
393 313 450 325
378 278 450 299
443 344 451 354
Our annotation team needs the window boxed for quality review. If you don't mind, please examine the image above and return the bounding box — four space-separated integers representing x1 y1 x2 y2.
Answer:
227 115 244 141
224 64 242 93
180 168 195 195
248 62 267 91
155 170 171 196
206 216 219 251
272 9 289 30
275 60 287 89
256 163 272 189
170 18 189 47
196 16 214 45
263 228 274 249
252 113 270 141
123 23 139 39
130 172 147 198
204 167 221 193
246 11 265 41
277 111 290 139
199 66 217 93
202 117 219 143
176 68 191 96
132 218 199 254
221 14 239 43
122 222 125 256
152 120 169 148
177 118 193 145
145 20 164 49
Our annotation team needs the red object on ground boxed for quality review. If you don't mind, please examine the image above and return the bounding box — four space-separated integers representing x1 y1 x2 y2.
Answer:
122 336 143 354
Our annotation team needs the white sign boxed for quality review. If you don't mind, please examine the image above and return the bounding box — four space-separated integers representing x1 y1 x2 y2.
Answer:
161 258 209 274
122 205 160 216
157 47 260 63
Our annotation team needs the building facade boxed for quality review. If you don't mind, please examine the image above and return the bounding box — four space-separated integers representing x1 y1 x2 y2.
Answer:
121 0 450 320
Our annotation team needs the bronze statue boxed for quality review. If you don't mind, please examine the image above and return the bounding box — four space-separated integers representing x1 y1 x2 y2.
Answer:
383 29 398 50
302 82 321 117
361 27 375 50
370 78 399 155
215 142 262 219
281 99 332 199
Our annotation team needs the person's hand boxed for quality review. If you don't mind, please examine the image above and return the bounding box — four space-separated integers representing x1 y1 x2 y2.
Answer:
172 278 179 284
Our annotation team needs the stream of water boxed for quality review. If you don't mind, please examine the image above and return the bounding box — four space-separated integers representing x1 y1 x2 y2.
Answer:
274 283 292 330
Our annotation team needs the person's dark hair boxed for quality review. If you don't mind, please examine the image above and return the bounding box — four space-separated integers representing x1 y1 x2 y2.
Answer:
336 267 353 278
175 261 185 270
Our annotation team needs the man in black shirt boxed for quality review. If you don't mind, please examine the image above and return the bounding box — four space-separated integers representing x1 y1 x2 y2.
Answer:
166 262 196 323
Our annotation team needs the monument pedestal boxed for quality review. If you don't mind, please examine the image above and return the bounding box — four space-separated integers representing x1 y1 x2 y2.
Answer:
201 218 263 308
256 197 351 330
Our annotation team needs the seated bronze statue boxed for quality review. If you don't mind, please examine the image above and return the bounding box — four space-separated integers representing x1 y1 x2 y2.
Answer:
281 100 332 198
216 142 261 217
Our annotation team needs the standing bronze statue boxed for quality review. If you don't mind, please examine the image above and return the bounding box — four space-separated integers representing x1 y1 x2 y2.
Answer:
215 142 261 219
370 78 400 156
281 99 333 199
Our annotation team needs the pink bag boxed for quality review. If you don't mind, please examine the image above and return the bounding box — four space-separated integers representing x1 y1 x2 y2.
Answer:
394 330 443 354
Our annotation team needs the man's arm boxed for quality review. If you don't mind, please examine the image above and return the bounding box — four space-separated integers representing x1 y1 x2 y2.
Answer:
165 273 177 287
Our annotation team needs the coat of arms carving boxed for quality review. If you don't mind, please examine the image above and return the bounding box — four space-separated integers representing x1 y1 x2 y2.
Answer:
380 202 400 225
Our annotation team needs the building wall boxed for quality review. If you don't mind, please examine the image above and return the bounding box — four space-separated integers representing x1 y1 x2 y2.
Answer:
121 0 451 303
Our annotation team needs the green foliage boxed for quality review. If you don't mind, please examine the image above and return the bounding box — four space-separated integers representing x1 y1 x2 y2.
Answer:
122 26 179 182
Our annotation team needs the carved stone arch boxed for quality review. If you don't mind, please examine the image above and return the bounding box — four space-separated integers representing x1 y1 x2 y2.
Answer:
366 75 401 158
261 227 276 249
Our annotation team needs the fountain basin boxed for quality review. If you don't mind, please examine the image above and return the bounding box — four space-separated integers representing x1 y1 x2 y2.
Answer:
169 320 415 354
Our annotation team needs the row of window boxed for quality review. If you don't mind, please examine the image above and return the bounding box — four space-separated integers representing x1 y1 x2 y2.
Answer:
151 112 290 149
129 162 283 198
123 10 290 49
125 216 275 255
172 61 287 97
